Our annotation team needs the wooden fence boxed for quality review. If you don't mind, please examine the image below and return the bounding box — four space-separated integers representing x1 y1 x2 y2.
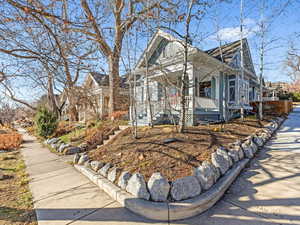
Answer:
250 100 293 116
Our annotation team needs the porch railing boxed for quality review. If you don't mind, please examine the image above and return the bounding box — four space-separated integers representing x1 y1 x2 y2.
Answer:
194 97 219 110
135 95 191 117
262 96 279 101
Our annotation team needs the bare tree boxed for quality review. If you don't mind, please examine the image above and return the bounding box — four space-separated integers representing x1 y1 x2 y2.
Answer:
0 0 97 119
78 0 177 117
255 0 292 120
286 43 300 83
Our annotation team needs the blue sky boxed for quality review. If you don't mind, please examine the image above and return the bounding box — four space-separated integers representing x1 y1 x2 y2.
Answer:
1 0 299 105
196 0 299 82
122 0 299 83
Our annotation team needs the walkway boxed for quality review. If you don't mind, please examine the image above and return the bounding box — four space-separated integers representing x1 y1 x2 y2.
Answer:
20 106 300 225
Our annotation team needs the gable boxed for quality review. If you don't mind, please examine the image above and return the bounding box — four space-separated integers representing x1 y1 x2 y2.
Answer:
135 30 187 69
243 43 255 75
148 39 182 66
84 74 98 89
231 41 256 75
206 39 256 76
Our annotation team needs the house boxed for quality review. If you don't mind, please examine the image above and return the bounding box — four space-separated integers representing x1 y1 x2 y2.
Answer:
61 72 129 122
130 30 260 126
263 81 290 100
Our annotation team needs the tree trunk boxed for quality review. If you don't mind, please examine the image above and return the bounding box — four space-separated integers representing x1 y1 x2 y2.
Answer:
67 88 79 121
179 47 188 133
47 72 59 117
108 55 120 117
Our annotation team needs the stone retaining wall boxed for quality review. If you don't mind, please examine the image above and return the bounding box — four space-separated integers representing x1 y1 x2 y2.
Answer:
73 117 285 221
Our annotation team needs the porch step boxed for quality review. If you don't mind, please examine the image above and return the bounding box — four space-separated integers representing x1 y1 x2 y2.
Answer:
102 125 130 146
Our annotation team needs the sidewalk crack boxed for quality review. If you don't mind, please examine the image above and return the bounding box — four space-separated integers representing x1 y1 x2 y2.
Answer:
65 201 116 225
34 182 91 203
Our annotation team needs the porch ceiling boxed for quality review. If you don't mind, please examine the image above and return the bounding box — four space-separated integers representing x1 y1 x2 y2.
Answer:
149 66 183 83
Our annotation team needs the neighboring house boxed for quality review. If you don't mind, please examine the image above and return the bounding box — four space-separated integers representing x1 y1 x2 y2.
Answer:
61 72 128 122
131 30 260 126
263 81 290 100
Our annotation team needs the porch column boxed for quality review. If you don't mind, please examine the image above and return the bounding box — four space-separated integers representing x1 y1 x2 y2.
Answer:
186 64 195 126
219 72 224 120
224 74 229 121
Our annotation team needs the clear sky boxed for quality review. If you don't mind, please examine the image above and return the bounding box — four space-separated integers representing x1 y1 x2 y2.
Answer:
1 0 299 105
195 0 299 82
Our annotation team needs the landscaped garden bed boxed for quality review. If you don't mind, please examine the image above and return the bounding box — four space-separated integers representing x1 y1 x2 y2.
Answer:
43 120 128 155
89 116 273 181
74 116 285 220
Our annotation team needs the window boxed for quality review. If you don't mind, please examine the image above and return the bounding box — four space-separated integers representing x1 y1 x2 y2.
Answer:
249 87 255 101
199 81 212 98
136 86 144 102
211 77 216 99
229 75 236 102
195 78 198 96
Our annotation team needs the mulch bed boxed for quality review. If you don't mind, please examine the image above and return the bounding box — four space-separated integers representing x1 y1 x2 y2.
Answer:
89 117 272 181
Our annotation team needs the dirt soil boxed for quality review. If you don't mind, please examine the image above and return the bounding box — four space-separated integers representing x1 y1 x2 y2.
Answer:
89 117 272 181
0 149 37 225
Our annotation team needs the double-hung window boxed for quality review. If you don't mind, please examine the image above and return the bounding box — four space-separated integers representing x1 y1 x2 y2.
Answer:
228 75 236 102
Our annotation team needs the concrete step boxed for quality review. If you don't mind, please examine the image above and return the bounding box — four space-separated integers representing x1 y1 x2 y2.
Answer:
119 125 130 130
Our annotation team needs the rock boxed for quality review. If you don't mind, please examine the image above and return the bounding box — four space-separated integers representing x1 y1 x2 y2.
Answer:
126 173 150 200
147 172 170 202
194 162 216 190
227 148 239 163
84 160 91 168
0 171 4 180
118 171 131 189
163 138 181 144
99 163 111 177
211 151 230 175
90 161 104 172
73 153 80 164
260 132 271 142
48 138 60 145
58 143 70 153
78 154 89 165
241 142 254 158
208 161 221 182
50 142 61 150
170 176 201 201
216 148 233 167
107 167 120 182
253 135 264 147
229 143 244 160
250 141 258 153
79 143 89 151
63 146 81 155
273 122 279 129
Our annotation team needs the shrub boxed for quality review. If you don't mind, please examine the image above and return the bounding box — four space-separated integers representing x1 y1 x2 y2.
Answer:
85 127 103 147
292 92 300 102
52 121 75 137
35 107 58 138
111 111 128 120
0 133 23 150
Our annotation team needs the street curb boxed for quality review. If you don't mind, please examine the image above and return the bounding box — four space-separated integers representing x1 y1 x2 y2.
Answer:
75 159 249 221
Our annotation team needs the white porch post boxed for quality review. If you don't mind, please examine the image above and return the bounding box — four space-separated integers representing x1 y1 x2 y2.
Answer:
186 63 195 126
219 72 224 120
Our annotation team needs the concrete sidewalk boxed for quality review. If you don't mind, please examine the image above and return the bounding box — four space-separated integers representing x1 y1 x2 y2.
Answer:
20 106 300 225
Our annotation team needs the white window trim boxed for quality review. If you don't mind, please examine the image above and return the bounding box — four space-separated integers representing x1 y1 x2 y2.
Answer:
228 75 236 104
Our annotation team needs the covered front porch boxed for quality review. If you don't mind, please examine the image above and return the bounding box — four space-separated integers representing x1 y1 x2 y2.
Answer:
133 64 223 126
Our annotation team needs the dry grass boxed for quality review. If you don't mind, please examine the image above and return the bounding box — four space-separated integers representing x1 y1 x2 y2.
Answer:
0 150 37 225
